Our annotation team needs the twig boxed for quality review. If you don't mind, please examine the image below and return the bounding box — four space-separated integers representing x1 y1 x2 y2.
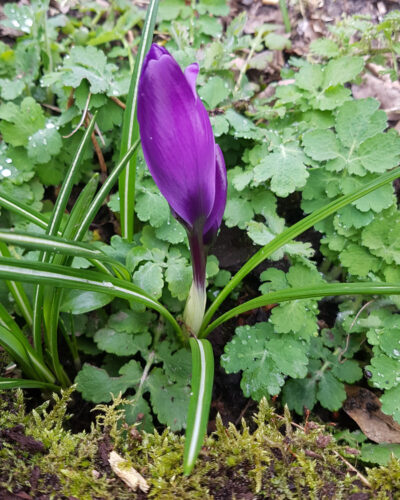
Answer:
332 450 372 489
235 399 253 426
63 92 92 139
41 103 62 113
111 96 126 110
339 300 374 362
84 115 107 181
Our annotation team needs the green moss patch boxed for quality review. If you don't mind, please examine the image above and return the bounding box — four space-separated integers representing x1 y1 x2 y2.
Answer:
0 389 398 499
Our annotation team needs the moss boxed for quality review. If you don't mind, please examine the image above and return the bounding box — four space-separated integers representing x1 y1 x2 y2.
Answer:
0 390 398 498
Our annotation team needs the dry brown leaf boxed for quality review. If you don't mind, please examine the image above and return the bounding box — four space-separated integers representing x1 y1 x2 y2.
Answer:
343 386 400 444
108 451 149 493
352 68 400 121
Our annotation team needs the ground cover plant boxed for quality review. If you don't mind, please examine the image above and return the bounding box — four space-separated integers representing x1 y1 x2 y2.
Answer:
1 0 400 492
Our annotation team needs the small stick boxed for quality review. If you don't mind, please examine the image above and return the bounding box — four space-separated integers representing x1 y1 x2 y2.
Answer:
84 115 107 181
111 96 126 110
63 92 91 139
332 450 372 489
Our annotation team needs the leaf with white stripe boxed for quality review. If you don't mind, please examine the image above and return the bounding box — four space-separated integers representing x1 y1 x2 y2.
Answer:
183 338 214 475
119 0 160 241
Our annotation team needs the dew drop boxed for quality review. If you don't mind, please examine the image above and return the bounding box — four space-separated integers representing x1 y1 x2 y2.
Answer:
2 169 12 177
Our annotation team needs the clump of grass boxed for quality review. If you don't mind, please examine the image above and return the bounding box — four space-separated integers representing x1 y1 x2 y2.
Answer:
0 389 398 499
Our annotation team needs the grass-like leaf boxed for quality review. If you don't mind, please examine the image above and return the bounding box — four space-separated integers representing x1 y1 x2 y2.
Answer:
0 257 185 343
118 0 160 241
200 165 400 335
202 282 400 336
183 338 214 475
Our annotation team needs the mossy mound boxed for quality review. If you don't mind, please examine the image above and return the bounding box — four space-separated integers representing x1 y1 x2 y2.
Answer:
0 389 399 499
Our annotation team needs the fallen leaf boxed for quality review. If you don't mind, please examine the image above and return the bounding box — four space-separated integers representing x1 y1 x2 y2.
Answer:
352 66 400 121
108 451 149 493
344 386 400 444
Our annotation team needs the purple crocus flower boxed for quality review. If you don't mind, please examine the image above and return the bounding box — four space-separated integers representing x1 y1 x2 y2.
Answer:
137 44 227 334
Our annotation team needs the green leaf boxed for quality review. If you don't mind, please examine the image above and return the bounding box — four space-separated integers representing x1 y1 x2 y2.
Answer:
282 378 317 415
360 443 400 465
309 39 340 58
157 342 192 385
165 256 192 301
147 368 190 431
210 115 229 137
225 109 262 139
380 385 400 423
314 85 351 111
254 143 308 197
124 396 154 432
132 262 164 299
357 132 400 173
366 353 400 390
322 56 364 88
221 323 308 400
75 360 142 403
198 76 230 109
379 328 400 360
317 371 346 411
108 308 154 334
361 210 400 265
155 215 186 244
264 32 291 50
197 0 229 16
0 97 45 147
0 78 25 100
295 63 323 92
183 338 214 475
60 290 114 314
94 328 151 356
136 190 169 228
224 197 253 229
336 98 387 148
302 129 340 161
27 125 62 164
339 244 381 277
331 360 362 383
48 46 114 93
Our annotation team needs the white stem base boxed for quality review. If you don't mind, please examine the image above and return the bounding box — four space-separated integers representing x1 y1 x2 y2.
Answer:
183 280 206 335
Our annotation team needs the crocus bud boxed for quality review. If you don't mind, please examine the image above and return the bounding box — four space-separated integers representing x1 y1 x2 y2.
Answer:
137 44 227 335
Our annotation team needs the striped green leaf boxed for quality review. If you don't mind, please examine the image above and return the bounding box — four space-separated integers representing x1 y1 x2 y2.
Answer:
0 242 33 327
200 165 400 335
202 282 400 336
183 338 214 475
0 257 185 342
0 378 59 391
119 0 160 241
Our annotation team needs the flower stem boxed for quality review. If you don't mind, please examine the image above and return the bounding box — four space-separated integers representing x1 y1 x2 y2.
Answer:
184 230 207 335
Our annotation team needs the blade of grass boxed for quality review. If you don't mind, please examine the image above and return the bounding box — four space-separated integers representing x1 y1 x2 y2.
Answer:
0 197 130 281
0 257 186 343
0 303 23 335
0 324 55 383
77 139 141 241
34 115 97 382
0 378 60 391
202 282 400 336
0 242 33 328
200 165 400 336
183 338 214 475
119 0 160 241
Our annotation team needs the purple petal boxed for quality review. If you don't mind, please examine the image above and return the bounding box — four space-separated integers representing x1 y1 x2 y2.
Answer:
203 144 227 246
184 63 199 100
137 45 216 229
